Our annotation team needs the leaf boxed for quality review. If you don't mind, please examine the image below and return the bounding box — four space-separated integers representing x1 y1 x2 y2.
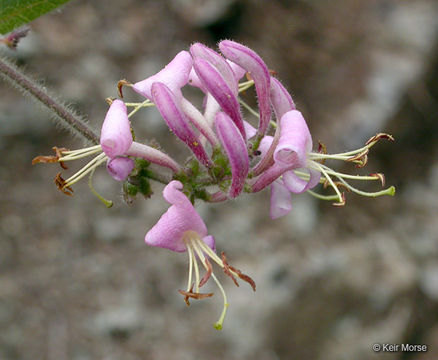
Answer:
0 0 72 34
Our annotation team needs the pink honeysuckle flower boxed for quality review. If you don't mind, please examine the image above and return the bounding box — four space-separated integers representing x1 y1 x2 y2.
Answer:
132 51 193 100
193 57 245 139
215 112 249 198
106 157 135 181
151 82 212 168
100 99 133 158
219 40 271 136
145 180 255 330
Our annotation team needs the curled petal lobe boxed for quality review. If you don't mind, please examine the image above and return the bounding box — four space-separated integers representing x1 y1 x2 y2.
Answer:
270 179 292 219
283 168 321 194
145 181 208 252
106 157 135 181
151 82 211 167
215 112 249 198
133 51 193 100
100 100 132 158
270 77 295 120
219 40 271 135
193 58 245 139
274 110 312 168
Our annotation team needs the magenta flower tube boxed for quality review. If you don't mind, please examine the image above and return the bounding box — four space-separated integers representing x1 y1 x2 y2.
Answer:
193 58 245 139
151 82 212 168
215 112 249 198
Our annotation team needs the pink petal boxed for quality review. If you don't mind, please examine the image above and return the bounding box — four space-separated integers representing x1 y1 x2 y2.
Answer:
202 235 216 252
151 82 212 168
270 77 295 120
133 51 193 100
145 181 208 252
274 110 312 168
106 157 135 181
193 58 245 139
215 112 249 198
243 121 257 139
100 100 132 158
219 40 271 135
270 179 292 219
258 135 274 158
227 60 246 82
188 67 207 92
283 168 321 194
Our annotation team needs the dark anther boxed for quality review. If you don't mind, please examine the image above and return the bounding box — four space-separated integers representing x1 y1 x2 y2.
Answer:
54 173 73 196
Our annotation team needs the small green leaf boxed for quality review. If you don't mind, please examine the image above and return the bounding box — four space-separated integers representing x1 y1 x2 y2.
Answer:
0 0 72 34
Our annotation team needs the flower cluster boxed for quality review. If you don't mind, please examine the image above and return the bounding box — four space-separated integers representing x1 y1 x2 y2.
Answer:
33 40 395 329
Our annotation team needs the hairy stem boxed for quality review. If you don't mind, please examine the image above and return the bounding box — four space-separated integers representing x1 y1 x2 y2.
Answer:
0 53 99 144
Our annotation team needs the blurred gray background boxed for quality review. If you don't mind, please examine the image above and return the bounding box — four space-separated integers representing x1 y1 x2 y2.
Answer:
1 0 438 359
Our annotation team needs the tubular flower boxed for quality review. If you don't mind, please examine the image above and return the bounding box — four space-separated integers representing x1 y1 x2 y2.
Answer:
145 181 255 329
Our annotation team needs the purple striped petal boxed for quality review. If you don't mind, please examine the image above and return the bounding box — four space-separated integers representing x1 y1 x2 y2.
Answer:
193 58 245 139
106 157 135 181
270 179 292 219
219 40 271 135
190 43 238 95
274 110 312 168
151 82 211 168
215 112 249 198
270 77 295 120
133 51 193 100
100 100 132 158
145 181 209 252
